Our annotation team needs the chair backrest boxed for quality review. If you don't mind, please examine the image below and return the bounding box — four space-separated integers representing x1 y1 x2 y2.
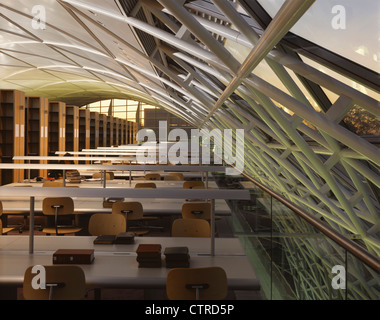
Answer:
166 267 227 300
42 197 74 216
42 180 64 187
183 181 205 189
92 172 114 180
182 202 211 220
88 213 126 236
168 172 184 180
112 201 144 220
23 265 86 300
135 182 157 189
164 175 181 181
171 218 210 237
145 173 161 180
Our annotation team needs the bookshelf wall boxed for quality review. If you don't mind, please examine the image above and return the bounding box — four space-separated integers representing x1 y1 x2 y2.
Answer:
113 118 118 146
90 111 99 149
48 101 66 156
99 114 106 147
66 105 79 156
0 89 136 184
0 90 25 184
26 96 49 178
79 108 90 151
105 115 110 147
120 119 125 145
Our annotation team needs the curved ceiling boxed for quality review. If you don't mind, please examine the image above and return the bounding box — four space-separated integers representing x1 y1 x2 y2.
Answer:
0 0 181 110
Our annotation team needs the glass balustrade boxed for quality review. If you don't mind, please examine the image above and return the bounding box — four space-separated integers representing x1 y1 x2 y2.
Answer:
215 173 380 300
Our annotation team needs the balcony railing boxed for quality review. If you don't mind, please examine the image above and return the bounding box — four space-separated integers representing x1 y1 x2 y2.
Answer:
215 172 380 300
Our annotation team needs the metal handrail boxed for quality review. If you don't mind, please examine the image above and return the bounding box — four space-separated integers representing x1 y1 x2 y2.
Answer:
240 172 380 274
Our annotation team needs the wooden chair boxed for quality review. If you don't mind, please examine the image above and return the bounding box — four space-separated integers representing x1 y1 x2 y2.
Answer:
135 182 157 188
170 172 184 180
183 181 205 189
166 267 228 300
164 175 180 181
92 172 114 180
145 173 161 181
0 201 15 235
23 265 86 300
112 201 156 235
171 218 210 237
182 202 211 220
41 197 82 235
165 173 184 181
88 213 126 236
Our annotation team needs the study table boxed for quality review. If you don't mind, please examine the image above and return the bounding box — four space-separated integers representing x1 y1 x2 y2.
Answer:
5 179 220 190
8 160 225 182
0 182 231 216
0 235 261 298
0 186 250 256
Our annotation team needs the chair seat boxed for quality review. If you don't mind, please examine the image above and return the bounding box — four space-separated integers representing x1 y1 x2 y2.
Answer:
2 227 15 234
42 227 82 235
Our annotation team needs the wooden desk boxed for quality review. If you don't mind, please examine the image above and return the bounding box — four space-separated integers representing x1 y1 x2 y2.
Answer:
6 180 219 189
0 194 231 216
0 187 250 256
0 236 260 296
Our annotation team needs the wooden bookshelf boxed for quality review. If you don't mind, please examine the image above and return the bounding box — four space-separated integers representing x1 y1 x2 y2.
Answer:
119 119 125 145
90 112 99 149
0 90 26 184
127 121 132 144
26 96 49 178
99 114 107 147
79 108 90 151
114 118 120 146
106 115 112 147
66 105 79 156
48 101 66 156
131 121 138 144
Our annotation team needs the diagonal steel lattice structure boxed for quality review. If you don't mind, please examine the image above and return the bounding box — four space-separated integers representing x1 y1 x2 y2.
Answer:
0 0 379 299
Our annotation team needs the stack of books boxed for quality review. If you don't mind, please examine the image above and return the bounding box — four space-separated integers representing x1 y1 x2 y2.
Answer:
164 247 190 268
136 244 162 268
93 232 135 244
53 249 95 264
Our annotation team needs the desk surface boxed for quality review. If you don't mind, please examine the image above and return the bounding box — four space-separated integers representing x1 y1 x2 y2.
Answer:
1 197 231 216
0 236 260 291
7 180 219 189
1 180 231 215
